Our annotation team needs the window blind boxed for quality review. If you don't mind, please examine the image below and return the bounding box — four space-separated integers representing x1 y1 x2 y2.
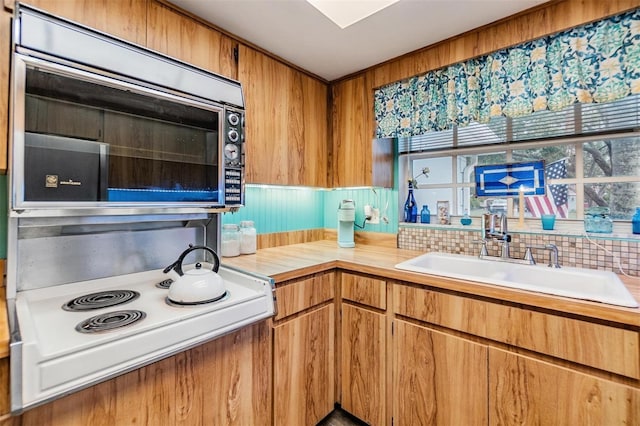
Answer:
400 95 640 154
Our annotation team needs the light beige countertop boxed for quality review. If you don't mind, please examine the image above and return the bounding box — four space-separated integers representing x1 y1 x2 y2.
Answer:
222 240 640 327
0 242 637 359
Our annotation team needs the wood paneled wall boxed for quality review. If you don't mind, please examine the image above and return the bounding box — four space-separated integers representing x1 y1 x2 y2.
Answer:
0 11 10 175
257 229 327 250
365 0 640 89
13 0 148 45
257 229 397 250
329 0 640 184
146 1 238 79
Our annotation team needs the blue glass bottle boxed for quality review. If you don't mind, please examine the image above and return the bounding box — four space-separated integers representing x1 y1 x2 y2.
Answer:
420 205 431 223
632 207 640 234
460 211 472 226
403 182 417 223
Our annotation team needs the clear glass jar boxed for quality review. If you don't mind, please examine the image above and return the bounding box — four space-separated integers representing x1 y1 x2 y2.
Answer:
584 206 613 233
239 220 257 254
221 224 240 257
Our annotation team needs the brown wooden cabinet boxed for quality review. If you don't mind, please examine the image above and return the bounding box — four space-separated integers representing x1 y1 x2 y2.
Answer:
238 45 328 187
339 272 388 426
489 348 640 425
393 320 488 425
272 272 336 425
330 75 393 188
394 283 640 379
393 281 640 424
18 321 272 426
273 305 335 426
341 304 386 426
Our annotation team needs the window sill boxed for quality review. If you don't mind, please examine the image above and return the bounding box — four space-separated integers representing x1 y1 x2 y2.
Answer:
399 221 640 242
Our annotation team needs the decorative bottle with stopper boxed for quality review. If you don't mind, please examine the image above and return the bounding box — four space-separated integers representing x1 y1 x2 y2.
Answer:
404 182 417 223
405 167 430 223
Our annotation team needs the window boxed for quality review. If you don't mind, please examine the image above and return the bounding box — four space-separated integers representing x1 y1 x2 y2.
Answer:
400 96 640 221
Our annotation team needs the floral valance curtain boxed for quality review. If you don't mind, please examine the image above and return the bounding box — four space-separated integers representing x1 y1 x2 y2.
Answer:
375 8 640 138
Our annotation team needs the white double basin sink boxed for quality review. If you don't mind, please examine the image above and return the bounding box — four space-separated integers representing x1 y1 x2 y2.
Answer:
395 252 639 308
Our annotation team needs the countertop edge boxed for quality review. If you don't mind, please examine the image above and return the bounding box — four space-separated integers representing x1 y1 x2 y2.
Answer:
223 240 640 327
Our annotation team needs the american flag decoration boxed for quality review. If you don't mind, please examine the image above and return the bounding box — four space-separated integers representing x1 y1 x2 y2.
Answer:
525 159 569 218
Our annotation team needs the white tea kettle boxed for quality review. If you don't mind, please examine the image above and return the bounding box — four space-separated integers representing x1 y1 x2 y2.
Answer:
163 244 226 305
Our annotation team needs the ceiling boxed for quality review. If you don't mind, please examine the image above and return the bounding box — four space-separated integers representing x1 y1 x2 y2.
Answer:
169 0 551 81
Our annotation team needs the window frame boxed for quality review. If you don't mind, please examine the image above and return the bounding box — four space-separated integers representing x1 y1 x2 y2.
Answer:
400 130 640 223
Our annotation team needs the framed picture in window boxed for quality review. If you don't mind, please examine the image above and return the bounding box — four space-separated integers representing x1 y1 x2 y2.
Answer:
437 200 450 225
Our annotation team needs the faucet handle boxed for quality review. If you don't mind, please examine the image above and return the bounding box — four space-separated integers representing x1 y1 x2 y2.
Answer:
545 244 561 268
523 247 536 265
526 244 560 268
472 239 489 257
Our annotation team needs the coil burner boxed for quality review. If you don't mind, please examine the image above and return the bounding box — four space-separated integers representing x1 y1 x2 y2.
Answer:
62 290 140 312
75 310 147 334
156 278 174 289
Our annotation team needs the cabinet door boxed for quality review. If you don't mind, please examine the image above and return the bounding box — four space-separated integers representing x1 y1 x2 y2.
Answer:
331 75 393 188
341 304 386 426
393 320 488 425
274 305 335 426
146 2 237 79
300 75 329 187
238 45 328 187
489 347 639 425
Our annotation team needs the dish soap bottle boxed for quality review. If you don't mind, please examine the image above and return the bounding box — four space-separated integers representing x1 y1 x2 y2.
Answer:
403 182 417 223
633 207 640 234
420 205 430 223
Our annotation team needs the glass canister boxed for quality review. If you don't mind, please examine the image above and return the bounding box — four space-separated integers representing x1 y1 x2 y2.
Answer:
221 224 240 257
584 206 613 233
239 220 257 254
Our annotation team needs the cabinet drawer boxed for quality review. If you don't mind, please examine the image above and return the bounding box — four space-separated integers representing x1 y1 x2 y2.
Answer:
274 272 335 320
394 284 640 379
341 272 386 310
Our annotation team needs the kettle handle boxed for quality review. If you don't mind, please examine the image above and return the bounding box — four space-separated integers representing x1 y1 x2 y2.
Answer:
163 244 220 276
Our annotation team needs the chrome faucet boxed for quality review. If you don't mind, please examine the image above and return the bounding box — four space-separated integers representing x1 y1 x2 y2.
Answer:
481 213 511 259
546 244 561 268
